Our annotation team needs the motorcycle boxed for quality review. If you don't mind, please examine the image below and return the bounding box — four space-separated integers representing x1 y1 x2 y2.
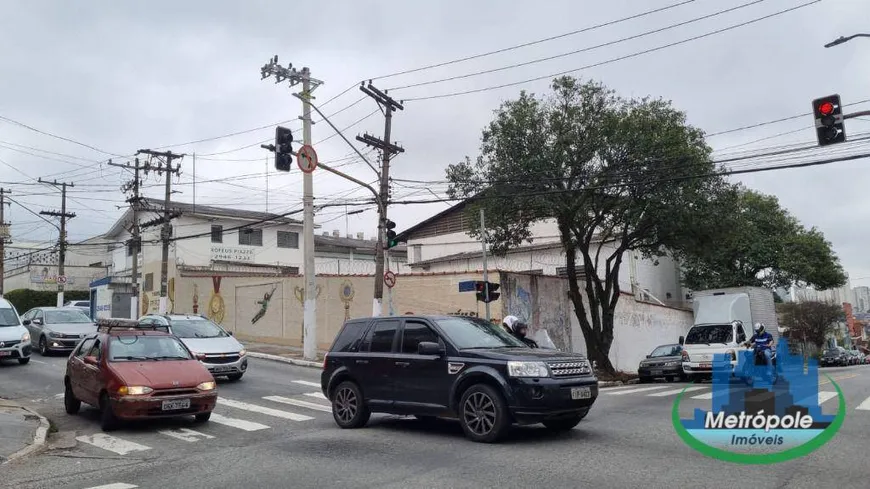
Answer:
531 329 558 350
736 341 778 386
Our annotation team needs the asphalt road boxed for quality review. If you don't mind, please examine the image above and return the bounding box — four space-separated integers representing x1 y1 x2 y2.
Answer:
2 355 869 489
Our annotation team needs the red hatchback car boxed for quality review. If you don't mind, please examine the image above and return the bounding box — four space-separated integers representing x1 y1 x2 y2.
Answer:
64 318 218 431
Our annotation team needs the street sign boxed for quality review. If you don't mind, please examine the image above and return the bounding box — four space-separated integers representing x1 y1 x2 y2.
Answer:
297 144 318 173
56 275 67 284
384 271 396 288
458 280 477 292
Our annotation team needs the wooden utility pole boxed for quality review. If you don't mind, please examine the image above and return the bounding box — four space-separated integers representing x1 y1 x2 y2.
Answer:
357 82 404 316
0 188 9 296
38 179 75 307
109 158 148 318
136 149 183 313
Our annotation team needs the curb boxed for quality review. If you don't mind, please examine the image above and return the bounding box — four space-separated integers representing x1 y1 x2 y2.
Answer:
1 404 50 465
247 351 322 368
597 378 640 388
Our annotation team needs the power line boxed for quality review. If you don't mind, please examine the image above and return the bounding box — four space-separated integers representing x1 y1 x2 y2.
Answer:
0 114 126 157
706 98 870 137
402 1 820 101
389 0 768 91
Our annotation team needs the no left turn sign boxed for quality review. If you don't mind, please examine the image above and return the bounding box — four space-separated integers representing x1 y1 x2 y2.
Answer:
297 144 318 173
384 271 396 288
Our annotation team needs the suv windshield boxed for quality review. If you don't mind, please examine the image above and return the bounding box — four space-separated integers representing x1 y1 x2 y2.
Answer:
685 324 733 345
45 309 91 324
0 308 20 327
650 345 681 357
169 319 227 338
109 336 193 361
434 317 526 349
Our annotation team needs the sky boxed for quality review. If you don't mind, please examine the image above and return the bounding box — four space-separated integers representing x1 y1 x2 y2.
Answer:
1 0 869 284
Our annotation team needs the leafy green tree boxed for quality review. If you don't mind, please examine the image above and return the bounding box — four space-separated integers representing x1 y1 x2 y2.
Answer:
676 185 847 291
446 76 721 373
779 301 843 349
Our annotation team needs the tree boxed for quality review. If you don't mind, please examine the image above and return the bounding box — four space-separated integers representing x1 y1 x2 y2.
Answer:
779 301 843 349
446 76 722 374
676 185 847 291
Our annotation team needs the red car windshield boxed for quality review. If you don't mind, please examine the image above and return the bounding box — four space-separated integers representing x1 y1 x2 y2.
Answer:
109 336 192 362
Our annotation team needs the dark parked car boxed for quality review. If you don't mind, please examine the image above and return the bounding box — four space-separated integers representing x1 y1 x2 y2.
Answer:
321 315 598 443
820 347 848 367
638 344 685 383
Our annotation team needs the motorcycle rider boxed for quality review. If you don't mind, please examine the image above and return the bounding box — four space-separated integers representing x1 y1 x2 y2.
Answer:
510 321 539 348
744 322 775 378
502 315 520 335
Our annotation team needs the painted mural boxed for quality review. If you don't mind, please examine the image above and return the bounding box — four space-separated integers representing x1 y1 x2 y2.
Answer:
252 285 278 324
499 272 572 351
339 280 355 322
192 284 199 314
208 276 226 324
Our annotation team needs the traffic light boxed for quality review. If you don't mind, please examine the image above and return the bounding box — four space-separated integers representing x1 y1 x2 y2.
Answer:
384 219 398 249
474 281 501 303
812 95 846 146
275 125 294 171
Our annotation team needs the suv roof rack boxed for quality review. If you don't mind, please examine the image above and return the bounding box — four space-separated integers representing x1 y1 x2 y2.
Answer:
96 317 169 333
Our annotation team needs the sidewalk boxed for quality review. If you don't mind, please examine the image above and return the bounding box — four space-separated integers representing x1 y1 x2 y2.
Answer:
241 341 326 368
0 398 49 464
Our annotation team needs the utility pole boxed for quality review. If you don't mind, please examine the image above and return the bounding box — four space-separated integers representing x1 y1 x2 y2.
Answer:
261 56 323 361
357 81 404 316
109 158 148 318
136 149 183 314
38 179 75 307
480 208 490 322
0 188 9 296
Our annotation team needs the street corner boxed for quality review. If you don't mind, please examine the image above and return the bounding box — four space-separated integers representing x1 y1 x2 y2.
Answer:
0 398 50 464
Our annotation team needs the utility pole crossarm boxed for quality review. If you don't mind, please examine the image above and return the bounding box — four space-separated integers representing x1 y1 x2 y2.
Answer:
37 179 75 306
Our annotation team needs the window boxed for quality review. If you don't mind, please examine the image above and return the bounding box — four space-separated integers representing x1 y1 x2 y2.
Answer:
649 344 682 357
277 231 299 249
87 339 102 360
211 225 223 243
239 228 263 246
434 317 526 349
45 309 91 324
109 336 191 361
412 245 422 263
0 308 20 327
684 324 733 345
169 319 227 339
401 321 440 354
330 321 368 353
75 338 95 358
364 319 399 353
737 326 747 344
144 273 154 292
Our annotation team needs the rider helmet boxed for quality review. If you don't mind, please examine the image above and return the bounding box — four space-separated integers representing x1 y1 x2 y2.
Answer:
754 322 765 334
511 321 529 339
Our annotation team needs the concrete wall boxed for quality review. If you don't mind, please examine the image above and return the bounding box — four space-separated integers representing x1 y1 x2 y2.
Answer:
314 254 410 275
3 264 110 292
499 271 693 372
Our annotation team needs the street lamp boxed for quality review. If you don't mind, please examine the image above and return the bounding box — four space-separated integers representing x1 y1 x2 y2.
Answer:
825 33 870 48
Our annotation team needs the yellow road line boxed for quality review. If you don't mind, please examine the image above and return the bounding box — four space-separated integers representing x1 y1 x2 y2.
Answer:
819 373 859 386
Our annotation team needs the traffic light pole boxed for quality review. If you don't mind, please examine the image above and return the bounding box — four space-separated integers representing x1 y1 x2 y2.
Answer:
480 207 490 322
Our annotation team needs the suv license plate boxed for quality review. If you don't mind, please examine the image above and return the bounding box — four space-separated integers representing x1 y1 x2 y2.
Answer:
162 399 191 411
0 351 10 357
571 387 591 400
212 366 231 373
700 363 712 369
650 369 663 376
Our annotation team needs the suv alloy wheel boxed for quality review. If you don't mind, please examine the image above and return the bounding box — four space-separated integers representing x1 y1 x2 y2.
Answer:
331 380 371 429
458 384 510 443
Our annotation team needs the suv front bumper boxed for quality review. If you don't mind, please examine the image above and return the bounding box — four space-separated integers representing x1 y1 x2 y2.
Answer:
507 376 598 424
200 355 248 376
0 340 32 360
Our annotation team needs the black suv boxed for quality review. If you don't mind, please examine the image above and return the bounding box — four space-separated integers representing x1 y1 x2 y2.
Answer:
320 315 598 443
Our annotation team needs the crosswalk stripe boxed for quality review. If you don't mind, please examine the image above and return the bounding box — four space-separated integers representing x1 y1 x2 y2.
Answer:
76 434 151 455
856 396 870 410
598 384 651 391
796 391 838 406
304 391 327 400
157 428 216 442
263 395 332 413
210 413 270 431
292 380 322 388
218 397 315 421
647 386 708 397
691 391 715 400
603 385 671 395
84 484 138 489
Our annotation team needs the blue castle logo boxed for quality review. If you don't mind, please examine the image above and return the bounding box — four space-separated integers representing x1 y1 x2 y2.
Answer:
672 338 845 464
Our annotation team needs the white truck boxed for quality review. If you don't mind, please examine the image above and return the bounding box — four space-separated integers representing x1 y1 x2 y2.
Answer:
680 286 779 382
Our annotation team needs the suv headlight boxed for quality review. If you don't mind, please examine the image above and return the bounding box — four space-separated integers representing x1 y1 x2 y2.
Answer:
197 381 216 391
238 349 246 357
118 386 153 396
681 350 690 362
21 332 30 343
507 361 549 378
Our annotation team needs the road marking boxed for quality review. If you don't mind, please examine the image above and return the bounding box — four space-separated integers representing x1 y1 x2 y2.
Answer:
691 391 717 400
84 484 138 489
263 395 332 413
303 391 327 400
819 373 858 386
157 428 216 442
209 413 270 431
856 396 870 411
217 397 314 421
647 386 707 397
292 380 321 388
76 434 151 455
31 359 48 364
603 385 671 395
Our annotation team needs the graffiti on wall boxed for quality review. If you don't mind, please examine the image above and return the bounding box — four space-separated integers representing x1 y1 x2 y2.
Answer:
500 272 572 351
339 280 355 322
252 284 279 324
208 276 226 324
192 284 199 314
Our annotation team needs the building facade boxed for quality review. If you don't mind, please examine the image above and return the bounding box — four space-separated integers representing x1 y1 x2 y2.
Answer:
3 238 112 293
853 286 870 313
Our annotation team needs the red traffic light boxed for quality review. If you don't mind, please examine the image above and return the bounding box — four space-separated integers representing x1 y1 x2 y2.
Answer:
818 101 835 115
475 282 486 292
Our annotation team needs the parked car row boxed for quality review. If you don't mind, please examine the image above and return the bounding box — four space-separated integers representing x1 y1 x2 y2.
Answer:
820 346 868 366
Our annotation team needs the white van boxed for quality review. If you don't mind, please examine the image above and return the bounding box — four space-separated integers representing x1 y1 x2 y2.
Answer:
681 320 748 381
0 297 32 365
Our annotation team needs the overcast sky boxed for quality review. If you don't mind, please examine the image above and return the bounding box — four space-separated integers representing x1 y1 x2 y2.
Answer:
2 0 869 285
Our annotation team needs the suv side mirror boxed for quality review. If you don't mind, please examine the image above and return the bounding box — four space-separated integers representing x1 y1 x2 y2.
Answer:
418 341 444 356
83 356 98 366
678 336 684 345
645 354 651 358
